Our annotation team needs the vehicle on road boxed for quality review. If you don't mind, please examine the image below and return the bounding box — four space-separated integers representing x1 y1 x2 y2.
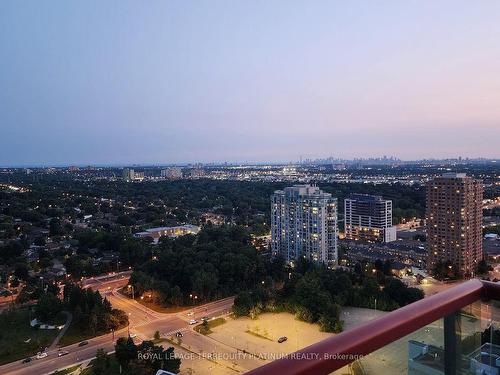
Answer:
130 333 137 338
22 357 32 363
187 311 194 316
58 351 69 357
278 336 288 343
189 319 198 325
36 352 48 359
201 316 209 321
175 332 183 338
78 341 89 347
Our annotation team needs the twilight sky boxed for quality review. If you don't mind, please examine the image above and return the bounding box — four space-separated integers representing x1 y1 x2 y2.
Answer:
1 1 499 166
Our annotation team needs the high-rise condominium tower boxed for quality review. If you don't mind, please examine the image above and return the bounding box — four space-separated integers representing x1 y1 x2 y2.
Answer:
122 168 135 181
426 173 483 278
344 194 396 243
271 185 338 264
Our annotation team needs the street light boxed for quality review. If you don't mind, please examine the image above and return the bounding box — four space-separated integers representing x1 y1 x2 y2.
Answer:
127 285 135 300
127 313 131 336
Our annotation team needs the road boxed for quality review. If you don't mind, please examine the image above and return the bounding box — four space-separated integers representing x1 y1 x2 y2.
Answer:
82 270 132 291
0 271 235 375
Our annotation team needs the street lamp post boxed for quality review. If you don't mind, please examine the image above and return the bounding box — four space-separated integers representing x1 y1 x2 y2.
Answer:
127 313 131 336
128 285 135 300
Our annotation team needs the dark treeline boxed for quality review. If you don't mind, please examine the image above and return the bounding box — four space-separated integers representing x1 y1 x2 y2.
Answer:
62 283 128 334
1 178 429 235
233 258 424 333
109 337 181 375
34 283 128 335
128 225 274 304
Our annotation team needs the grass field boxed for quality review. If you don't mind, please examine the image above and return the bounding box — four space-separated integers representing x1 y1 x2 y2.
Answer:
0 308 59 365
80 354 121 375
58 320 126 347
57 322 94 347
245 329 273 341
118 290 189 314
194 317 227 335
50 364 81 375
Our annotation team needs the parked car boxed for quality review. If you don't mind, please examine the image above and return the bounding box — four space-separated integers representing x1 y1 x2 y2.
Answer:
129 333 137 338
58 351 69 357
175 332 183 338
78 341 89 347
22 357 32 363
278 336 288 343
36 352 48 359
189 319 198 325
201 316 209 322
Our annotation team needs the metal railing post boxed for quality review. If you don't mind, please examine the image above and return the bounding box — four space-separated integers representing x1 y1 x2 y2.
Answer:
444 312 461 375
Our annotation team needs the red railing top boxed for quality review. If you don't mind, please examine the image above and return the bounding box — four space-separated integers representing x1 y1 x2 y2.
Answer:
247 279 493 375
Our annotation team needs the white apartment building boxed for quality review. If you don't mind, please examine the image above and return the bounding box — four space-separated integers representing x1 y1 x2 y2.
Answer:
271 185 338 264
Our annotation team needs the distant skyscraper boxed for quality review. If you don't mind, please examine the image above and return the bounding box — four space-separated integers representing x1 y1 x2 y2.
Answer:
122 168 144 181
271 185 338 264
426 173 483 278
122 168 135 181
187 168 205 178
344 194 396 243
161 167 183 179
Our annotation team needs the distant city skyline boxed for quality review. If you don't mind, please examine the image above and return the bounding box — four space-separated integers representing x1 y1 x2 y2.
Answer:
2 156 499 169
1 1 500 166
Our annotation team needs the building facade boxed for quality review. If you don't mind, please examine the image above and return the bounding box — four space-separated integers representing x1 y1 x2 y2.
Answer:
134 224 200 243
161 167 183 179
271 185 338 264
122 168 135 181
426 173 483 278
344 194 396 243
122 168 144 181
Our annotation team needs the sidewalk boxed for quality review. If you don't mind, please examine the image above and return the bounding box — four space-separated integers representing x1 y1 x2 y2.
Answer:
48 311 73 350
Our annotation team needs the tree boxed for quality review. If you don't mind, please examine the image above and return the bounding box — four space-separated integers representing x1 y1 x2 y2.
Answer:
92 349 110 375
103 297 112 313
33 236 46 246
432 261 458 280
294 274 333 321
318 304 343 333
361 277 379 298
294 305 314 323
35 293 63 322
233 291 253 317
382 260 393 276
115 337 137 369
191 270 218 301
14 262 29 280
49 218 64 236
477 259 491 275
170 286 183 306
384 278 424 306
89 311 98 334
135 341 181 374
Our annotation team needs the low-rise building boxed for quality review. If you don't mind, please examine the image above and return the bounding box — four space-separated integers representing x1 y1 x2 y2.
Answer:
134 224 200 243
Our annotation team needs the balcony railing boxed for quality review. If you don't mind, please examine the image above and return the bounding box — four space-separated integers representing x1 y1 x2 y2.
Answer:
247 279 500 375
